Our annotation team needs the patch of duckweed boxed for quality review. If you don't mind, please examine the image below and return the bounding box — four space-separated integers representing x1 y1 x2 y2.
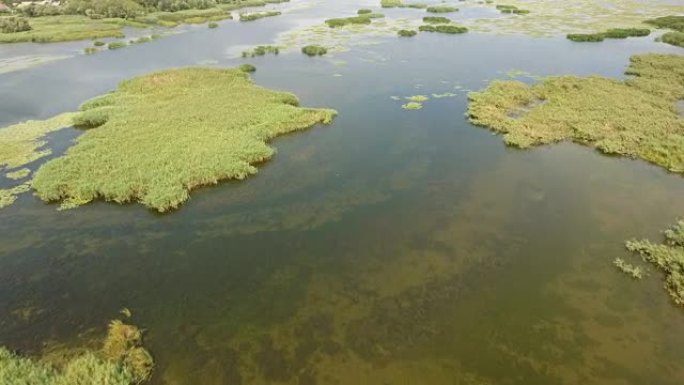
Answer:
0 318 153 385
242 45 280 57
467 54 684 173
6 168 31 180
625 220 684 305
239 11 282 22
30 68 336 212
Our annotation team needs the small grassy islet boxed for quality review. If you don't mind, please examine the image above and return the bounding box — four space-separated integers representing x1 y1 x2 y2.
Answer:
239 11 281 22
423 16 451 24
29 67 336 212
419 24 468 33
426 6 458 13
567 28 650 42
467 53 684 173
646 15 684 48
398 29 417 37
241 45 279 57
301 44 327 56
325 13 384 28
380 0 428 9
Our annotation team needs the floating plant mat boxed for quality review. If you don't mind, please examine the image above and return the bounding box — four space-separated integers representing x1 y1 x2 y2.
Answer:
4 68 336 212
467 53 684 173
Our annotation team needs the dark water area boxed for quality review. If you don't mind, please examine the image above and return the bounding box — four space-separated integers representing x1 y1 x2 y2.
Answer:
2 1 684 384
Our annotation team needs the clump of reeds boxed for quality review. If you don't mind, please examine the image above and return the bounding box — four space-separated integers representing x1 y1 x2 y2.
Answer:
419 24 468 33
239 11 281 22
301 44 327 56
241 45 279 57
397 29 417 37
208 22 219 28
107 41 126 49
426 5 458 13
423 16 451 24
239 63 256 72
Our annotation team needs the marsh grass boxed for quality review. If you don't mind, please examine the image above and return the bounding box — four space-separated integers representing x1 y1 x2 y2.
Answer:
402 102 423 110
419 24 468 33
467 54 684 173
423 16 451 24
84 47 98 54
380 0 427 9
625 220 684 305
6 168 31 180
567 28 649 42
566 33 604 42
239 63 256 72
0 183 31 209
325 15 374 28
0 15 130 43
107 41 126 49
397 29 417 37
406 95 429 102
495 5 530 14
661 31 684 48
426 6 458 13
208 22 218 28
358 9 372 14
93 40 105 46
644 15 684 32
241 45 279 57
239 11 281 22
301 44 327 56
31 68 336 211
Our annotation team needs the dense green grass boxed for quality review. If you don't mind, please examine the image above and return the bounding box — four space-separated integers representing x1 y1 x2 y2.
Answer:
357 9 372 14
0 15 129 43
567 33 604 42
467 54 684 173
325 15 374 28
423 16 450 24
380 0 427 9
93 40 105 46
241 45 279 57
398 29 417 37
661 31 684 48
419 24 468 33
426 6 458 13
644 15 684 32
239 11 281 22
301 44 327 56
108 41 126 49
567 28 650 42
624 220 684 305
31 68 337 211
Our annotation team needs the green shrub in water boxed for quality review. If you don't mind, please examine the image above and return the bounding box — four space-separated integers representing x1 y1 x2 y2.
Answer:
398 29 417 37
301 44 327 56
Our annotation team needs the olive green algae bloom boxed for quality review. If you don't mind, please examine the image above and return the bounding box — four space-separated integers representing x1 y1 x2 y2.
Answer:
467 54 684 173
30 68 336 212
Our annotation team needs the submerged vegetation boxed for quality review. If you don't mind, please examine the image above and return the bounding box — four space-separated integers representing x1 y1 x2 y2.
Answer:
624 220 684 305
613 257 643 279
301 44 327 56
241 45 279 57
239 11 281 22
0 318 153 385
30 68 336 211
567 28 650 42
419 24 468 33
467 54 684 173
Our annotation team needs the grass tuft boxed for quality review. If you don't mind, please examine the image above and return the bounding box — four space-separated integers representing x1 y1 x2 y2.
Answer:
301 44 327 56
426 6 458 13
30 68 337 211
423 16 450 24
397 29 417 37
241 45 279 57
239 11 281 22
419 24 467 33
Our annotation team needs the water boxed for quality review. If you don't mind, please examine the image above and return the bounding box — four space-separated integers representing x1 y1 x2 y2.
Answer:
2 1 684 384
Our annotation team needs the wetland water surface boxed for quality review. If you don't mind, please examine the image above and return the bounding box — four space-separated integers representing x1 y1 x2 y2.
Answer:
2 1 684 384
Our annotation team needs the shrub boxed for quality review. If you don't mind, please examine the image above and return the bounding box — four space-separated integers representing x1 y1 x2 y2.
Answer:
423 16 450 24
661 31 684 48
107 41 126 49
644 15 684 32
426 6 457 13
0 17 31 33
301 44 327 56
239 63 256 72
397 29 416 37
357 9 372 14
566 33 604 42
94 40 105 46
208 22 218 28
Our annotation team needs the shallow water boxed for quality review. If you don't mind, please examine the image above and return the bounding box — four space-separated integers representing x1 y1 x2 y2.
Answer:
2 1 684 384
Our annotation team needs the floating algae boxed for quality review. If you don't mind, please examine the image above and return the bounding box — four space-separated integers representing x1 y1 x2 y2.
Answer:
29 68 336 212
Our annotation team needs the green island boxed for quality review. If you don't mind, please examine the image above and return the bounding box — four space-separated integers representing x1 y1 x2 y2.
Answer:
301 44 327 56
0 318 153 385
397 29 416 37
467 54 684 172
0 0 290 43
25 67 335 212
324 12 383 28
646 15 684 48
566 28 650 42
423 16 451 24
426 5 458 13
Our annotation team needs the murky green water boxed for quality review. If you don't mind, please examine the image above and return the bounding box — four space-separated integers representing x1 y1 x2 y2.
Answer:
2 1 684 384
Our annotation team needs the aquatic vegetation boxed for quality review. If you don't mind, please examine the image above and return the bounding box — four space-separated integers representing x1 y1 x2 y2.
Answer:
661 31 684 48
644 15 684 32
0 15 129 43
94 40 105 46
357 9 372 15
613 258 643 279
496 4 529 14
239 63 256 72
208 22 218 28
567 28 650 42
566 33 604 42
0 17 32 33
301 44 327 56
239 11 281 22
467 54 684 173
31 68 336 211
241 45 279 57
6 168 31 180
431 92 457 98
397 29 416 37
380 0 427 9
84 47 98 54
423 16 451 24
426 6 458 13
325 16 373 28
406 95 429 102
0 183 31 209
130 36 151 44
402 102 423 110
107 41 126 49
419 24 468 33
0 318 153 385
625 220 684 305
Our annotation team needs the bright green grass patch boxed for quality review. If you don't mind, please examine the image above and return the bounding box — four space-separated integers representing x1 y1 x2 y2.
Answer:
624 220 684 305
419 24 468 33
397 29 417 37
644 15 684 33
6 168 31 180
426 6 458 13
301 44 327 56
567 28 650 42
567 33 604 42
661 31 684 48
241 45 279 57
0 318 153 385
0 15 129 43
31 68 337 212
239 11 281 22
423 16 451 24
467 54 684 173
